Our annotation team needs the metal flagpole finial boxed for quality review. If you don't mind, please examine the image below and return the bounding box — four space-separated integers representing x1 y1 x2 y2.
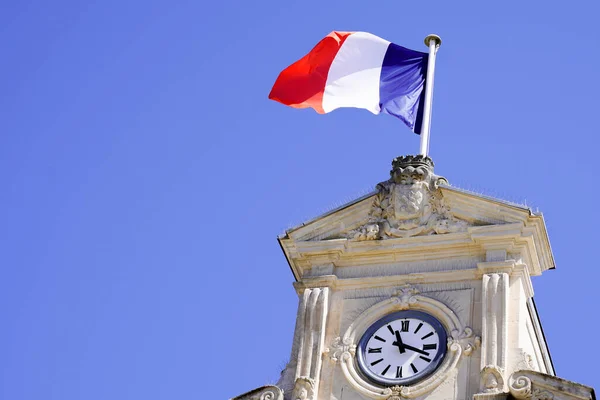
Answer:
424 34 442 48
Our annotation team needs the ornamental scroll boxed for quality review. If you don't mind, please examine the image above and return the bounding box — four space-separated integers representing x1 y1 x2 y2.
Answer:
230 385 284 400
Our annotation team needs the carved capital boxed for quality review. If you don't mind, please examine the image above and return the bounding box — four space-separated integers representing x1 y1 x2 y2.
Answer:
448 327 481 356
292 377 315 400
481 365 505 393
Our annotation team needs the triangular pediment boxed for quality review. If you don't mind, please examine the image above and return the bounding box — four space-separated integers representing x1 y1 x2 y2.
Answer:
282 185 539 243
278 156 554 281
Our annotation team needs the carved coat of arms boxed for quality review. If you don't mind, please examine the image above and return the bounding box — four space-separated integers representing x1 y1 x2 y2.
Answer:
349 156 469 241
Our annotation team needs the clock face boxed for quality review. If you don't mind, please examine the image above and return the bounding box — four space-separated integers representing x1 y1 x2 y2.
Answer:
357 310 447 386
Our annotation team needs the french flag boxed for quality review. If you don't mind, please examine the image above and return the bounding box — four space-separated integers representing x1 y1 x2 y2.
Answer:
269 31 429 134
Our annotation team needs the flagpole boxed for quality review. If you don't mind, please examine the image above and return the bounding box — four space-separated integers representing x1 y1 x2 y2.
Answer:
419 34 442 156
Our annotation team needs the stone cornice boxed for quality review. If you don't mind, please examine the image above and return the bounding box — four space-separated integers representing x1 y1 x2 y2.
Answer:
291 264 537 294
281 222 552 281
508 370 595 400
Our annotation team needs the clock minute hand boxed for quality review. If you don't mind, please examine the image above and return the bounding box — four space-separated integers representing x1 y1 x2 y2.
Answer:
402 343 430 356
391 330 406 354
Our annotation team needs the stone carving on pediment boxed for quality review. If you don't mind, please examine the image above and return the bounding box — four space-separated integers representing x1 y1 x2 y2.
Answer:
345 156 470 241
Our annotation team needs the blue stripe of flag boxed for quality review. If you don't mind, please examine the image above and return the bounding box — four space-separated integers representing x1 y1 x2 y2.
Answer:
379 44 428 134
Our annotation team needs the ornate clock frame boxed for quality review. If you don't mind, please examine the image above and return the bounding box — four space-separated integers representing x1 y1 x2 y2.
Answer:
327 285 480 399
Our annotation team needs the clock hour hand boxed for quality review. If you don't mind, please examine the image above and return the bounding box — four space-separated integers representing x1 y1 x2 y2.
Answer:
391 330 406 354
402 343 430 356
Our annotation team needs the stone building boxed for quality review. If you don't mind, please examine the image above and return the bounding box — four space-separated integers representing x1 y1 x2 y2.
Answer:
232 156 595 400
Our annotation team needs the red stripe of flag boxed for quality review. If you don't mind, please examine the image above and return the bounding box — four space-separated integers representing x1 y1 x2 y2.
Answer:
268 31 353 114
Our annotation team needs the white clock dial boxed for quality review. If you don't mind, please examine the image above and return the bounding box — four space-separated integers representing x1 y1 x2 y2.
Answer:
357 311 447 386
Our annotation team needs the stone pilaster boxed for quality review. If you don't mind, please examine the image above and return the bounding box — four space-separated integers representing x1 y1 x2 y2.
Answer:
478 258 512 394
291 287 329 400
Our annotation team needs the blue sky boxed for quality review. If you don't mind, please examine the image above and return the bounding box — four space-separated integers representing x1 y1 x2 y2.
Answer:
1 0 599 399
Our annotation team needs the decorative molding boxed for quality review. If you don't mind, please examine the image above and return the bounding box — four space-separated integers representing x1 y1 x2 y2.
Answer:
333 156 471 241
386 385 403 400
230 385 284 400
531 389 555 400
472 394 509 400
448 327 481 356
481 365 505 393
392 284 420 310
509 374 536 399
282 221 551 281
293 275 338 293
510 381 554 400
324 336 356 364
292 377 315 400
333 287 480 399
476 261 515 276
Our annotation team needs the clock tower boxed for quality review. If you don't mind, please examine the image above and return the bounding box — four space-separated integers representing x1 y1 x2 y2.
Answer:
232 156 595 400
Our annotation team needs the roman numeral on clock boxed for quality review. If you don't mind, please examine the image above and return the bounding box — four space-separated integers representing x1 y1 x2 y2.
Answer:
387 325 395 335
420 356 432 362
381 364 391 375
423 343 437 351
410 363 418 373
374 335 386 342
368 347 382 353
414 322 423 334
421 332 434 340
401 320 409 332
371 358 384 366
396 366 402 378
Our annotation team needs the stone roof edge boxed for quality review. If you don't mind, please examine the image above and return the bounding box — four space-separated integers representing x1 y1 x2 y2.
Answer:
527 298 555 376
278 191 377 239
439 184 534 214
442 184 556 272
